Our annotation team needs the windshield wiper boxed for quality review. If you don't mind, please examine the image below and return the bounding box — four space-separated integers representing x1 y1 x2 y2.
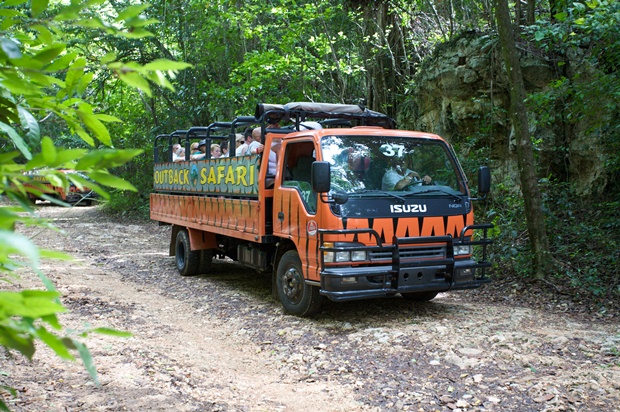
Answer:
349 189 406 202
403 188 463 201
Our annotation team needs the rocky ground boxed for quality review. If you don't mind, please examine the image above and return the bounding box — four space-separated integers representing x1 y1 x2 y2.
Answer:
1 205 619 411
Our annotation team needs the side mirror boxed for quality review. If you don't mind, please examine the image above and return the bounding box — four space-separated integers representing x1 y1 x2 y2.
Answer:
478 166 491 195
332 192 349 204
311 161 331 193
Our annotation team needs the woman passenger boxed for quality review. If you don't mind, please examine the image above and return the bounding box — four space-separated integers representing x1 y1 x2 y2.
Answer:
211 144 222 158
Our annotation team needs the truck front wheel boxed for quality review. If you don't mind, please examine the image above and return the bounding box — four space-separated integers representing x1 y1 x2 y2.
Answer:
175 229 200 276
276 251 322 317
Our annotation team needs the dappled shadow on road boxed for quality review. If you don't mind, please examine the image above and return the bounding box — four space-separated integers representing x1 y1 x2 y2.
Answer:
180 257 476 327
317 296 468 326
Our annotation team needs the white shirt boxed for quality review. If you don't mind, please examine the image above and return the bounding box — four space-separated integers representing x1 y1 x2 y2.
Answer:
248 140 262 155
382 167 415 191
267 150 276 176
236 143 248 156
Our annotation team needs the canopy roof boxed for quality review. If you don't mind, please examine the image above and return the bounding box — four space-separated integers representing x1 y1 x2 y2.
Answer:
255 102 395 129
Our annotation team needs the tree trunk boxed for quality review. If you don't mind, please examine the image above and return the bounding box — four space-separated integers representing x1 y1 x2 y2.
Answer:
514 0 523 28
526 0 536 25
494 0 553 277
359 2 408 117
364 3 389 113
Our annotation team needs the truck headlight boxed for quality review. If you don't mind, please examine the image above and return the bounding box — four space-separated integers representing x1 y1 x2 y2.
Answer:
336 250 368 262
454 245 472 256
351 250 367 261
322 242 368 263
336 251 351 262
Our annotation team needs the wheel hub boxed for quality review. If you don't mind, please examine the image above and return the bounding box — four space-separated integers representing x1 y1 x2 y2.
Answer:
282 268 302 302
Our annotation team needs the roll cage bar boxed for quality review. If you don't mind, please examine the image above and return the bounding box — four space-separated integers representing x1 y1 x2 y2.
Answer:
153 102 394 163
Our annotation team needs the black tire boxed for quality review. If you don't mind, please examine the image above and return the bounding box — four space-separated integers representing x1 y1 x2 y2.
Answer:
198 249 214 274
175 229 200 276
401 291 439 302
276 250 323 316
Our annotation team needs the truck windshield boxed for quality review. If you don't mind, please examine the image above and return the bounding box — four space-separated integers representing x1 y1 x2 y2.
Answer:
321 135 466 196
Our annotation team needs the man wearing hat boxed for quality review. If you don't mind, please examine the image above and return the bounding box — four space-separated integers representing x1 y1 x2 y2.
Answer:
191 139 207 160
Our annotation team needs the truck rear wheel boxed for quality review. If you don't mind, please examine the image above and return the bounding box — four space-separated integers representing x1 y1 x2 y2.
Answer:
175 229 200 276
401 291 439 301
276 251 323 317
198 249 213 274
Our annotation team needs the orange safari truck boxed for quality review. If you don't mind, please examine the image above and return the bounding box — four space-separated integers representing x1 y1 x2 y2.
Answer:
150 102 493 316
24 169 99 206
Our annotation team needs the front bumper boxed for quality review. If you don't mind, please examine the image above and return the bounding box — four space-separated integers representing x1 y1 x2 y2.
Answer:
318 224 493 302
66 189 98 204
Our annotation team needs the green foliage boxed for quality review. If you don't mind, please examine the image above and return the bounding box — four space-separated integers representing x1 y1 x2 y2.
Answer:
98 149 154 219
0 287 131 378
481 178 534 277
475 0 620 290
0 1 190 409
545 186 620 297
481 170 620 299
526 0 620 185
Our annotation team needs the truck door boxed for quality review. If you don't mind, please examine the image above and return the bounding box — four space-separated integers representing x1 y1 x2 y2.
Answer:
273 140 321 282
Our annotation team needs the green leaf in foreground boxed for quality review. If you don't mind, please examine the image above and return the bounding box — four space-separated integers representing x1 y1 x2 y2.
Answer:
142 59 193 71
0 290 65 318
89 327 132 338
76 148 143 170
89 171 137 191
0 230 40 269
71 339 99 385
0 385 16 412
36 327 74 360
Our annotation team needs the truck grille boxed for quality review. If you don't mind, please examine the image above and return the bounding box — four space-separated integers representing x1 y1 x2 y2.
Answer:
369 246 447 261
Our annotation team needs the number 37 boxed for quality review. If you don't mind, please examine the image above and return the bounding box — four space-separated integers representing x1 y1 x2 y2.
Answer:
381 144 405 157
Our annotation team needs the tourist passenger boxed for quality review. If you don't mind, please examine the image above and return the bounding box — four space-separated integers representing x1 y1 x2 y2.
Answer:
220 141 229 157
235 134 247 156
190 142 201 157
172 144 184 162
211 143 222 158
173 147 186 162
248 128 264 155
191 140 207 160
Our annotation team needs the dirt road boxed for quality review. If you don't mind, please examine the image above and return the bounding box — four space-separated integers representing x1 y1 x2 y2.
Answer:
2 205 619 411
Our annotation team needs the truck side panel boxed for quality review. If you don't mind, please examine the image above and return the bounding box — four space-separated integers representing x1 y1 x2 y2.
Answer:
272 185 321 282
150 193 269 243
